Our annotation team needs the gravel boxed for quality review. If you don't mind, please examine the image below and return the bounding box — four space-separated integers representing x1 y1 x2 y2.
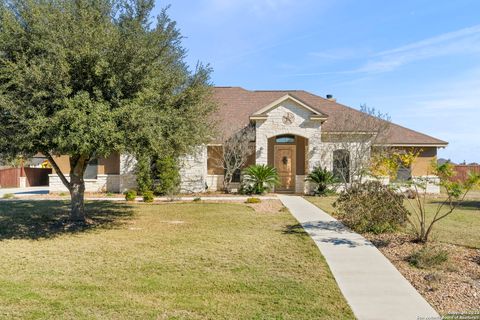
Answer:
364 233 480 315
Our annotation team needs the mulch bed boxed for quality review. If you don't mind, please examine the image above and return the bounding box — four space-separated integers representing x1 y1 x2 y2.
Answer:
364 233 480 315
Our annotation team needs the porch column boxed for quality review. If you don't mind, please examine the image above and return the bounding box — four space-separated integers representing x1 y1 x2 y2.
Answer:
255 120 268 165
307 131 322 173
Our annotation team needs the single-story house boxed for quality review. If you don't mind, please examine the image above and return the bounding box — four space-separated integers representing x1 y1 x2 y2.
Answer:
49 87 448 194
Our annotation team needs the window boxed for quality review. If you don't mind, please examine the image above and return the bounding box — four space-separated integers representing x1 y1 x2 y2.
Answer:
84 158 98 179
396 164 412 182
275 135 295 144
231 168 241 183
333 150 350 183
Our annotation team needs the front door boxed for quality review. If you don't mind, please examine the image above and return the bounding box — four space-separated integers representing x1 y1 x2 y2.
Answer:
274 145 296 192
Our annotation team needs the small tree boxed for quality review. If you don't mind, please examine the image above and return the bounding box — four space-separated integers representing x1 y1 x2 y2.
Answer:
374 152 480 243
0 1 215 222
405 163 480 243
321 105 391 188
212 125 255 192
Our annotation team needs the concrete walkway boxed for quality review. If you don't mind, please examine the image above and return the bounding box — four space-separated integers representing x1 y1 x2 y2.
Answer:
278 195 439 320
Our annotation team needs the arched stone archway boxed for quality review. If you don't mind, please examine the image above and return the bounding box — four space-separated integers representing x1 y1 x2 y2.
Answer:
267 134 309 193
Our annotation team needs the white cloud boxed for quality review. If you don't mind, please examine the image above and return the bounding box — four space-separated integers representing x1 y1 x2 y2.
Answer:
292 24 480 77
359 24 480 73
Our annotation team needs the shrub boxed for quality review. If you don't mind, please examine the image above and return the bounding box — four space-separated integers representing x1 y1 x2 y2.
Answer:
305 166 338 196
106 192 114 197
193 197 201 202
333 181 408 234
135 155 180 196
2 193 14 199
135 155 154 194
153 156 180 196
142 190 154 203
124 189 137 201
245 197 261 204
407 246 449 269
241 164 279 195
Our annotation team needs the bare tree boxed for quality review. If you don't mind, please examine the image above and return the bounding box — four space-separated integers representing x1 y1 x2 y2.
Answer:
212 125 255 192
320 104 392 188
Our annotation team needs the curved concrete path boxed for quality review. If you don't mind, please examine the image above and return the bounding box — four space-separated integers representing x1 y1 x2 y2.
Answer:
278 195 439 320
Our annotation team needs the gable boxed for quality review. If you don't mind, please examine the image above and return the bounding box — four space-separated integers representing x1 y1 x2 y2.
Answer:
250 94 328 122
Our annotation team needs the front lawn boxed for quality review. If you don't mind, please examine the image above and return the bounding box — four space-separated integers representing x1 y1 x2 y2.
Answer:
0 200 353 319
307 196 480 249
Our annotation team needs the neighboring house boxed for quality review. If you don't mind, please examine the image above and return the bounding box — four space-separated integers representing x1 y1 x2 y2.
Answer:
49 87 448 194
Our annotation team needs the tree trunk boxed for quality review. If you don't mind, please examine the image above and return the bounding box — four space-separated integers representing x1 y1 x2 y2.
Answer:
68 155 89 223
69 173 85 222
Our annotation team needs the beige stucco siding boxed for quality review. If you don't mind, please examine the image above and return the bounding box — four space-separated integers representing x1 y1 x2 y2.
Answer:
411 147 437 176
207 146 224 175
51 153 120 175
98 152 120 174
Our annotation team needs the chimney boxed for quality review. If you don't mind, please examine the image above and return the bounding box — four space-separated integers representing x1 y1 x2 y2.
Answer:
326 94 336 102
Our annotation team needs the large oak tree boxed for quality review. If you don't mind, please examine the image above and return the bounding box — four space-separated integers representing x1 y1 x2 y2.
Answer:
0 0 216 221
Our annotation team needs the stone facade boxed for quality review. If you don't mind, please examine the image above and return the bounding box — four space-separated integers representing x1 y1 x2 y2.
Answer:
46 97 442 195
178 146 207 193
255 99 322 171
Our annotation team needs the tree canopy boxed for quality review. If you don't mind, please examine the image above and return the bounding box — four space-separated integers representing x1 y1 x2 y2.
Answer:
0 0 216 220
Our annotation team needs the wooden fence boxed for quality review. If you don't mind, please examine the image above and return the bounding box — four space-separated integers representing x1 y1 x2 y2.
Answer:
452 165 480 182
0 168 21 188
0 167 52 188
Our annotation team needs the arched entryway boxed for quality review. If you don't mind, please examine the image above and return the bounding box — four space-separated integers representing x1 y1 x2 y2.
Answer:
267 134 308 192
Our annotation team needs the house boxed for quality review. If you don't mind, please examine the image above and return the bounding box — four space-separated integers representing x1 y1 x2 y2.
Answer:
48 87 448 194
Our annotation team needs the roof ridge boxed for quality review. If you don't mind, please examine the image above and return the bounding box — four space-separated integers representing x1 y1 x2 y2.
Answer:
253 89 304 92
299 91 447 145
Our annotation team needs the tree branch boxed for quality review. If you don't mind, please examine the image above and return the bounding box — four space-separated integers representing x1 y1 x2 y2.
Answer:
45 152 71 191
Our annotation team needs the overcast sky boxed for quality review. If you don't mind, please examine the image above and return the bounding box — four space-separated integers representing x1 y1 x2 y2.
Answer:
154 0 480 163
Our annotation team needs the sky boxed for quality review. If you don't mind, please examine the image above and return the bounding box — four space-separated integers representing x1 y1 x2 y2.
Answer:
153 0 480 163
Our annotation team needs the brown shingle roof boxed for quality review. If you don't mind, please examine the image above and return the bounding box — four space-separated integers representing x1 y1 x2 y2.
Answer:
212 87 448 146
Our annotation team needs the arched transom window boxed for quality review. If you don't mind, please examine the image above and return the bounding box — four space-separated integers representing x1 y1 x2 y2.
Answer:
275 135 295 144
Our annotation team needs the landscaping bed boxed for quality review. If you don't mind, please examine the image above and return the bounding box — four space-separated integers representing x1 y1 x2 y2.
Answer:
364 232 480 314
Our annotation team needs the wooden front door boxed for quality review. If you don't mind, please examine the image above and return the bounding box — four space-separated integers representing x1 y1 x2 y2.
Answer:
274 145 296 192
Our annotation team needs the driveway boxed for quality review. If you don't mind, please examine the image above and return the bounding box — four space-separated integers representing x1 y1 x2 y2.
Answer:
0 186 50 197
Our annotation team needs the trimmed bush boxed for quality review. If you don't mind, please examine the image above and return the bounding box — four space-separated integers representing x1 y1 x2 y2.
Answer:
407 246 449 269
153 156 180 196
124 189 137 201
142 191 154 203
245 197 261 204
135 155 180 196
193 197 201 202
2 193 14 199
333 181 408 234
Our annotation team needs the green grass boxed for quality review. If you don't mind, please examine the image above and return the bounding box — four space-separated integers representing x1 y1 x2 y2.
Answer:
306 196 480 249
0 201 353 319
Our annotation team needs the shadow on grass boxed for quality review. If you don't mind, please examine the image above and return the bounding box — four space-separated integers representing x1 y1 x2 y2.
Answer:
283 221 374 248
283 223 307 236
428 200 480 211
0 200 134 240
